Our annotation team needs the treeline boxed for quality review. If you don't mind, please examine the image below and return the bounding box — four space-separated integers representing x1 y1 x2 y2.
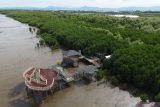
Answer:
2 10 160 100
2 11 160 55
104 44 160 100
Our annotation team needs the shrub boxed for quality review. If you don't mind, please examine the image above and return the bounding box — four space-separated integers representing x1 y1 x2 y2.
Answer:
96 70 106 80
111 76 119 86
140 94 149 102
39 39 45 45
155 92 160 102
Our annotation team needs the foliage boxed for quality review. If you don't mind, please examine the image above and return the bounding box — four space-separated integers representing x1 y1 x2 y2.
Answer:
96 70 106 80
40 33 59 49
140 94 149 102
3 11 160 55
155 92 160 102
111 76 119 86
107 44 160 94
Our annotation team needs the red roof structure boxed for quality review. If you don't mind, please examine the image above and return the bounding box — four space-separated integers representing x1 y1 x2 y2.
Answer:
23 67 58 91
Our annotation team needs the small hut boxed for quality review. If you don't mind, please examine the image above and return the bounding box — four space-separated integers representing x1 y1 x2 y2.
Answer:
61 57 78 67
75 65 98 81
61 50 82 67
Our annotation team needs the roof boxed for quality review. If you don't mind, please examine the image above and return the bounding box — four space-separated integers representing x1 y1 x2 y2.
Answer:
61 57 77 67
80 57 101 68
63 50 81 57
52 65 74 82
23 67 57 91
77 65 98 74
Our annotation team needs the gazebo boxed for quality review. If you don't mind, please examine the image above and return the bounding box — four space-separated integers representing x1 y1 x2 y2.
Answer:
23 67 57 91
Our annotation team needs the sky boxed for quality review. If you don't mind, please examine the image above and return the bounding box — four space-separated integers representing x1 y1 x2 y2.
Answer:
0 0 160 8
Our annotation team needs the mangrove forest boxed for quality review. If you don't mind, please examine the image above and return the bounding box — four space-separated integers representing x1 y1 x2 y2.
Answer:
2 10 160 101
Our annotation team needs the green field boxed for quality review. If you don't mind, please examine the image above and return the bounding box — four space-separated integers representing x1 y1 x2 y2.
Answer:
2 10 160 100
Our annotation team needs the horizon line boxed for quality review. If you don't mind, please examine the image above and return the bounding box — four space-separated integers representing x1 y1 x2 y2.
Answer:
1 5 160 8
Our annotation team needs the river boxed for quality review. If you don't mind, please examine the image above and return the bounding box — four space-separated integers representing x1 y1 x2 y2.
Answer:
0 15 62 107
0 14 157 107
109 14 139 18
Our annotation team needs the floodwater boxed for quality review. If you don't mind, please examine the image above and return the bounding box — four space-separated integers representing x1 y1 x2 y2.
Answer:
110 14 139 18
0 14 157 107
41 82 141 107
0 15 62 107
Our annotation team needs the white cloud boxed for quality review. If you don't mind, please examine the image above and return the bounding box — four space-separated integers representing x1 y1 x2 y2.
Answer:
0 0 160 8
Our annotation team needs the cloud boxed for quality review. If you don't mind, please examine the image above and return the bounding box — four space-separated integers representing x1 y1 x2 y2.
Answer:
0 0 160 8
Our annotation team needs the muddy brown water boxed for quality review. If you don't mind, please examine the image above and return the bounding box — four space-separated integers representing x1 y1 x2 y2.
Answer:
0 14 157 107
0 15 62 107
